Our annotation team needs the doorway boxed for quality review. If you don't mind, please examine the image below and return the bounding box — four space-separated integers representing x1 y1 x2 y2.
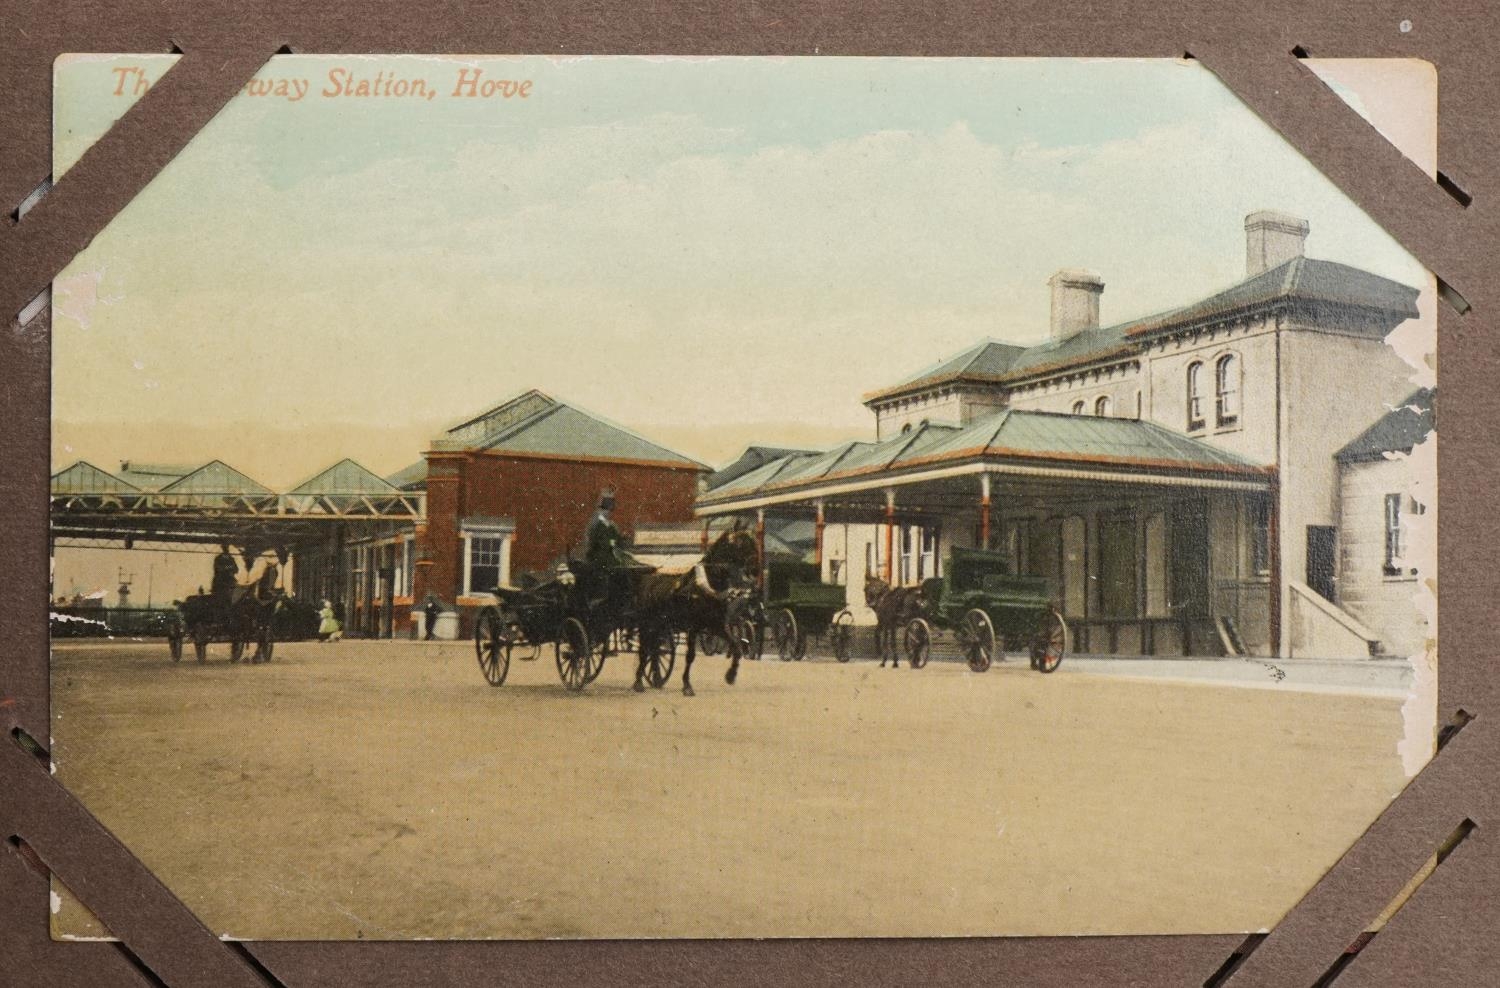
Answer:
1306 526 1337 602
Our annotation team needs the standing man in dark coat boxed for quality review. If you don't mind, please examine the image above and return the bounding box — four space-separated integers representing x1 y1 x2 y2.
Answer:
423 593 442 641
211 543 238 603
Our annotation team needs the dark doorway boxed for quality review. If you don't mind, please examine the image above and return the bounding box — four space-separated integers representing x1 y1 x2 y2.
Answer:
1306 526 1337 602
1097 511 1137 617
1170 500 1211 618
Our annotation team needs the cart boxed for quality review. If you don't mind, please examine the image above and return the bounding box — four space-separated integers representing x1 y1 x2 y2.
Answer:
764 561 854 663
902 547 1066 673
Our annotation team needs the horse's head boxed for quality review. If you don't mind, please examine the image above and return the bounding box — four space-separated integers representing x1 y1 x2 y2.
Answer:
863 576 890 609
703 528 760 590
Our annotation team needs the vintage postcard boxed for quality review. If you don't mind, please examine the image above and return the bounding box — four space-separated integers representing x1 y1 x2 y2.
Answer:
48 54 1436 939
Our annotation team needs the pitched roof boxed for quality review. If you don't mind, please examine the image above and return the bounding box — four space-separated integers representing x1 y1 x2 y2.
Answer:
701 409 1267 504
116 461 194 491
386 460 428 491
51 460 139 495
1337 388 1435 463
864 339 1027 403
706 445 819 491
157 460 273 496
288 458 400 495
866 257 1421 402
437 390 705 469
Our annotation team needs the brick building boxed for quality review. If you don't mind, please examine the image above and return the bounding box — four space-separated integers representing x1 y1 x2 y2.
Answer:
406 391 705 635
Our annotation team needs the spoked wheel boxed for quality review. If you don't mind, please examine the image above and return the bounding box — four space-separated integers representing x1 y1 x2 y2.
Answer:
697 630 726 656
904 618 932 669
256 617 276 663
960 609 995 673
474 609 513 687
792 629 809 661
1031 608 1067 674
830 610 854 663
643 629 676 689
555 617 594 691
168 627 184 662
773 609 798 661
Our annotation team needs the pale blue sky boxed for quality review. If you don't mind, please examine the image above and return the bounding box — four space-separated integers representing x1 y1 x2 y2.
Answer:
53 54 1430 472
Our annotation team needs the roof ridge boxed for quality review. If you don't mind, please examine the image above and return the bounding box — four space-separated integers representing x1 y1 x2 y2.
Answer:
476 401 565 449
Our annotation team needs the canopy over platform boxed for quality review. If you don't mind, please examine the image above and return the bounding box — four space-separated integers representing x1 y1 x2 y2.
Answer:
51 457 424 551
697 409 1272 520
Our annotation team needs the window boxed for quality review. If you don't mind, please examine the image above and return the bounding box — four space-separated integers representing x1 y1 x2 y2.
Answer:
918 526 938 581
899 526 914 584
1250 496 1271 575
1384 493 1405 576
1005 518 1034 574
1187 361 1205 430
1071 400 1085 415
1215 353 1240 427
468 536 505 594
1094 395 1112 417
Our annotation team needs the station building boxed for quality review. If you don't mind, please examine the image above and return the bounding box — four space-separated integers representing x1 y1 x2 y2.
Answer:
696 211 1435 660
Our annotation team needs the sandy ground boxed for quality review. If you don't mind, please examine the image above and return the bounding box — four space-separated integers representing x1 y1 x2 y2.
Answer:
50 638 1410 940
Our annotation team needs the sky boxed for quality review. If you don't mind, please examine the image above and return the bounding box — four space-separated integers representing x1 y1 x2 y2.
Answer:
51 54 1433 486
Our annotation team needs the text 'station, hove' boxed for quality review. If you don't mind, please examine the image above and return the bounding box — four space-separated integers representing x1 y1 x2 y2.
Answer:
108 64 534 104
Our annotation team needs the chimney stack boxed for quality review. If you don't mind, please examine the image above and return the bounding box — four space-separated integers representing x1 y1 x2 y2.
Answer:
1048 269 1104 340
1244 210 1309 276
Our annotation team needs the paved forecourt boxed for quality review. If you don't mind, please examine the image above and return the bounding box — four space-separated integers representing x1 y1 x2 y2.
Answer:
50 637 1411 940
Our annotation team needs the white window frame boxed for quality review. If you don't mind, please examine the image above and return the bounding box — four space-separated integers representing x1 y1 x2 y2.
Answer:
461 522 515 596
1215 352 1241 429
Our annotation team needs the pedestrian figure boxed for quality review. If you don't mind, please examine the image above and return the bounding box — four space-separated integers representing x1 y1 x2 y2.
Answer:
210 543 238 603
423 593 442 640
318 599 342 642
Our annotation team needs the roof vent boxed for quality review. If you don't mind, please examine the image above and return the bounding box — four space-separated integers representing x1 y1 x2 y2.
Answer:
1245 210 1309 276
1048 269 1104 340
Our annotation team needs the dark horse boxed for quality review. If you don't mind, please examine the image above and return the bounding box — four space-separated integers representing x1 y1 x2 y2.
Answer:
864 576 925 668
633 529 760 696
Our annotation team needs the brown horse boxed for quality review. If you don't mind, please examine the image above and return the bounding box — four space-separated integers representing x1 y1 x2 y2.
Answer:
633 528 760 696
864 576 926 668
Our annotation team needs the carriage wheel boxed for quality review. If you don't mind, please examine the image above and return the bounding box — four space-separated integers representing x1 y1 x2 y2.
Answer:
1031 608 1067 674
773 609 798 661
904 618 932 669
583 635 608 685
168 627 184 662
960 609 995 673
257 616 276 663
229 638 247 664
643 630 676 689
554 617 593 691
830 610 854 663
697 629 726 656
474 609 513 687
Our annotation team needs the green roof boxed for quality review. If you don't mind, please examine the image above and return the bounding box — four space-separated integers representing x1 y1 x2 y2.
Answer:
386 460 428 490
51 460 139 495
1337 388 1435 463
867 257 1421 401
702 409 1267 504
288 458 399 495
116 461 193 491
439 390 705 469
157 460 272 496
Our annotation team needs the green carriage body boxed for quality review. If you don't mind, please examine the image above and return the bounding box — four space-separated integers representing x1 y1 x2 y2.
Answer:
763 560 853 661
907 547 1067 672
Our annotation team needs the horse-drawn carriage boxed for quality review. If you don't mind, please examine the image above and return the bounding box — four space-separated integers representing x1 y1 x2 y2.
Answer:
901 547 1067 673
169 587 284 664
763 561 854 662
473 529 760 694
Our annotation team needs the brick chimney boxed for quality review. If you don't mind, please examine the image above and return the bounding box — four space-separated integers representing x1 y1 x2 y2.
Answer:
1048 269 1104 340
1245 210 1309 276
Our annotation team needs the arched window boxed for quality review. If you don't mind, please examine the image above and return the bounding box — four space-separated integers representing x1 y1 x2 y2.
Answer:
1071 400 1085 415
1186 361 1205 430
1215 353 1240 427
1094 395 1112 417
